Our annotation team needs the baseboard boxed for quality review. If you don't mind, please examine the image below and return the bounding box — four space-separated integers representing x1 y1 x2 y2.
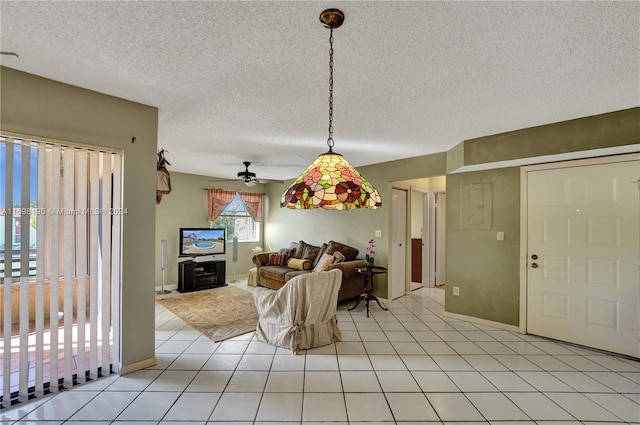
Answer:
119 357 157 375
227 272 249 280
443 311 520 333
155 283 178 292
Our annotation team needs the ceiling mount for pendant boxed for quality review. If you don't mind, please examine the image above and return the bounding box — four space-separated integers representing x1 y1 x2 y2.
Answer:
319 9 344 29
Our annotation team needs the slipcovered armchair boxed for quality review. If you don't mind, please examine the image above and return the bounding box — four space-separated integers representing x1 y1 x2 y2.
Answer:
253 269 343 354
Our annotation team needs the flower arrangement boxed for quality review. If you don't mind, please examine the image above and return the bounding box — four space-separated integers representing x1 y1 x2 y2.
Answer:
365 239 376 266
252 246 264 253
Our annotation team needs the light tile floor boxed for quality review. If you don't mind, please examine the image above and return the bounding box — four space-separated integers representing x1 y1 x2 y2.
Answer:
2 285 639 424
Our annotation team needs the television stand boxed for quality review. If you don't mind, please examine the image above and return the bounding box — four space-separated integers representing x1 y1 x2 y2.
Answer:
178 259 227 293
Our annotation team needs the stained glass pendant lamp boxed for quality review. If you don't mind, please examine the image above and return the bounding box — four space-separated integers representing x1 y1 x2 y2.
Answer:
280 9 382 210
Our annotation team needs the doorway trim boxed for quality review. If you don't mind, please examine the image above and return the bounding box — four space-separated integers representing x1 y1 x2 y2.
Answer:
519 152 640 334
410 187 430 288
390 187 409 299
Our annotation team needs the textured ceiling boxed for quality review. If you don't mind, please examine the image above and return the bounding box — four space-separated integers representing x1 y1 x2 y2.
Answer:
1 1 638 181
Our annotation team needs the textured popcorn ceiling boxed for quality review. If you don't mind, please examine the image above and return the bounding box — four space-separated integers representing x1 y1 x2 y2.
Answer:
1 1 638 181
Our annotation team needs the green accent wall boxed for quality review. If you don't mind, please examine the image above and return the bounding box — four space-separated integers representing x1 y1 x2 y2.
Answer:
262 108 638 327
1 66 159 370
445 167 521 325
462 108 639 166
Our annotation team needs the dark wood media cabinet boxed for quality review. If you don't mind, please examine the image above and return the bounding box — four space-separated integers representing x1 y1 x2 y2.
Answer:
178 259 227 292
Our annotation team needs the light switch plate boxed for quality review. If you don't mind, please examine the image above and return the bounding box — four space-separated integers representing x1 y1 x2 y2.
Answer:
497 231 504 241
375 230 382 237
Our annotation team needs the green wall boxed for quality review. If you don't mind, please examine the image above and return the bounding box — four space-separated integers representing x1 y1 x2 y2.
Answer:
460 108 639 167
155 172 265 286
262 108 639 327
1 66 158 370
445 168 521 325
442 107 639 326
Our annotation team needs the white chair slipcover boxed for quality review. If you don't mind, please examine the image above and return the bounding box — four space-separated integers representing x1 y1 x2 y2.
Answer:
253 269 342 353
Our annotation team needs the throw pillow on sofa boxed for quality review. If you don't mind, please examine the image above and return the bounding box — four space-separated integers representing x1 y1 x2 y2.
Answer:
313 243 329 267
267 253 288 266
332 251 346 264
325 241 359 261
288 258 312 270
313 253 335 272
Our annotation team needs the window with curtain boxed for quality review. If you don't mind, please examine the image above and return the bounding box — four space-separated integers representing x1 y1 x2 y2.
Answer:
0 136 122 407
208 189 262 243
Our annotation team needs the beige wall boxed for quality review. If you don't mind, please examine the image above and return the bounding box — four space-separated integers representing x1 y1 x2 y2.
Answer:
155 172 265 286
1 66 158 370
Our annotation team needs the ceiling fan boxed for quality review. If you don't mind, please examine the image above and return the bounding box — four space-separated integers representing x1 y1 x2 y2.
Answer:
210 161 284 187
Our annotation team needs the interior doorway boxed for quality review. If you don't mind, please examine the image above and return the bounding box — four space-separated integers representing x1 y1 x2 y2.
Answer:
410 188 428 291
409 181 447 290
391 188 408 299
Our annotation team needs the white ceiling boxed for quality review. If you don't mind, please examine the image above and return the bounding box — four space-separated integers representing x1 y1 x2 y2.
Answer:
1 1 638 181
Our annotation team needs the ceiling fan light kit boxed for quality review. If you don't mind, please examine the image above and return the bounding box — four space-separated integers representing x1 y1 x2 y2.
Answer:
238 161 257 186
280 9 382 210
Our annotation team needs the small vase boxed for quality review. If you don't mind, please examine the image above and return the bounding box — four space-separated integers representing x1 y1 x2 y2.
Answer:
366 257 374 267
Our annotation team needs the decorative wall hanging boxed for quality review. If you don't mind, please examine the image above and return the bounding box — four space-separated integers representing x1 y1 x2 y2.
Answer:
156 148 172 204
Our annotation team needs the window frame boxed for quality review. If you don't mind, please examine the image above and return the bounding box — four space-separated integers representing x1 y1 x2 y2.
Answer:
209 193 261 243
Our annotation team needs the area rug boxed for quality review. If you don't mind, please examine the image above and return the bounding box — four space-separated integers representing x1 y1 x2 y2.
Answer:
156 286 259 342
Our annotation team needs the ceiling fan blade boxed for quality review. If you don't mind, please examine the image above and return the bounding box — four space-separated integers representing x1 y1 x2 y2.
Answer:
207 177 237 182
255 178 284 184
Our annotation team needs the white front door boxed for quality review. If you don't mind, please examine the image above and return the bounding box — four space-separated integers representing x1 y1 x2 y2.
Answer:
391 188 408 299
527 159 639 357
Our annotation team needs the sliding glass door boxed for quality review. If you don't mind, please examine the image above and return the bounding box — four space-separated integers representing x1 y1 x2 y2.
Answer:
0 135 122 407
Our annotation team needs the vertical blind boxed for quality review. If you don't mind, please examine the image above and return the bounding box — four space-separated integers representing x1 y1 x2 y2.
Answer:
0 136 122 407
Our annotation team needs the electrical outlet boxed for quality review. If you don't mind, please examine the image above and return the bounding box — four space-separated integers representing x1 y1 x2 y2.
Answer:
453 286 460 296
375 230 382 237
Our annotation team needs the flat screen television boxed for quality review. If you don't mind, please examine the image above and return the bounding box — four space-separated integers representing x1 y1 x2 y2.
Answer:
179 228 226 257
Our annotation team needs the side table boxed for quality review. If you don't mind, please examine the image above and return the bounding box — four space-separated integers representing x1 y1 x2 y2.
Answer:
349 265 389 317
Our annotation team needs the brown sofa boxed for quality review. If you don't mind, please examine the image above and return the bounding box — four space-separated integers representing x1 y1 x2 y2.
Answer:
252 240 367 302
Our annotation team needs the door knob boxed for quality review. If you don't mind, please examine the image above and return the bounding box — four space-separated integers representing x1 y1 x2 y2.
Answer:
531 263 538 268
531 254 538 260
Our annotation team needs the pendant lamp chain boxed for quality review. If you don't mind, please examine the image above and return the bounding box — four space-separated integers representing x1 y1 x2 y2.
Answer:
280 9 382 210
327 27 335 152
